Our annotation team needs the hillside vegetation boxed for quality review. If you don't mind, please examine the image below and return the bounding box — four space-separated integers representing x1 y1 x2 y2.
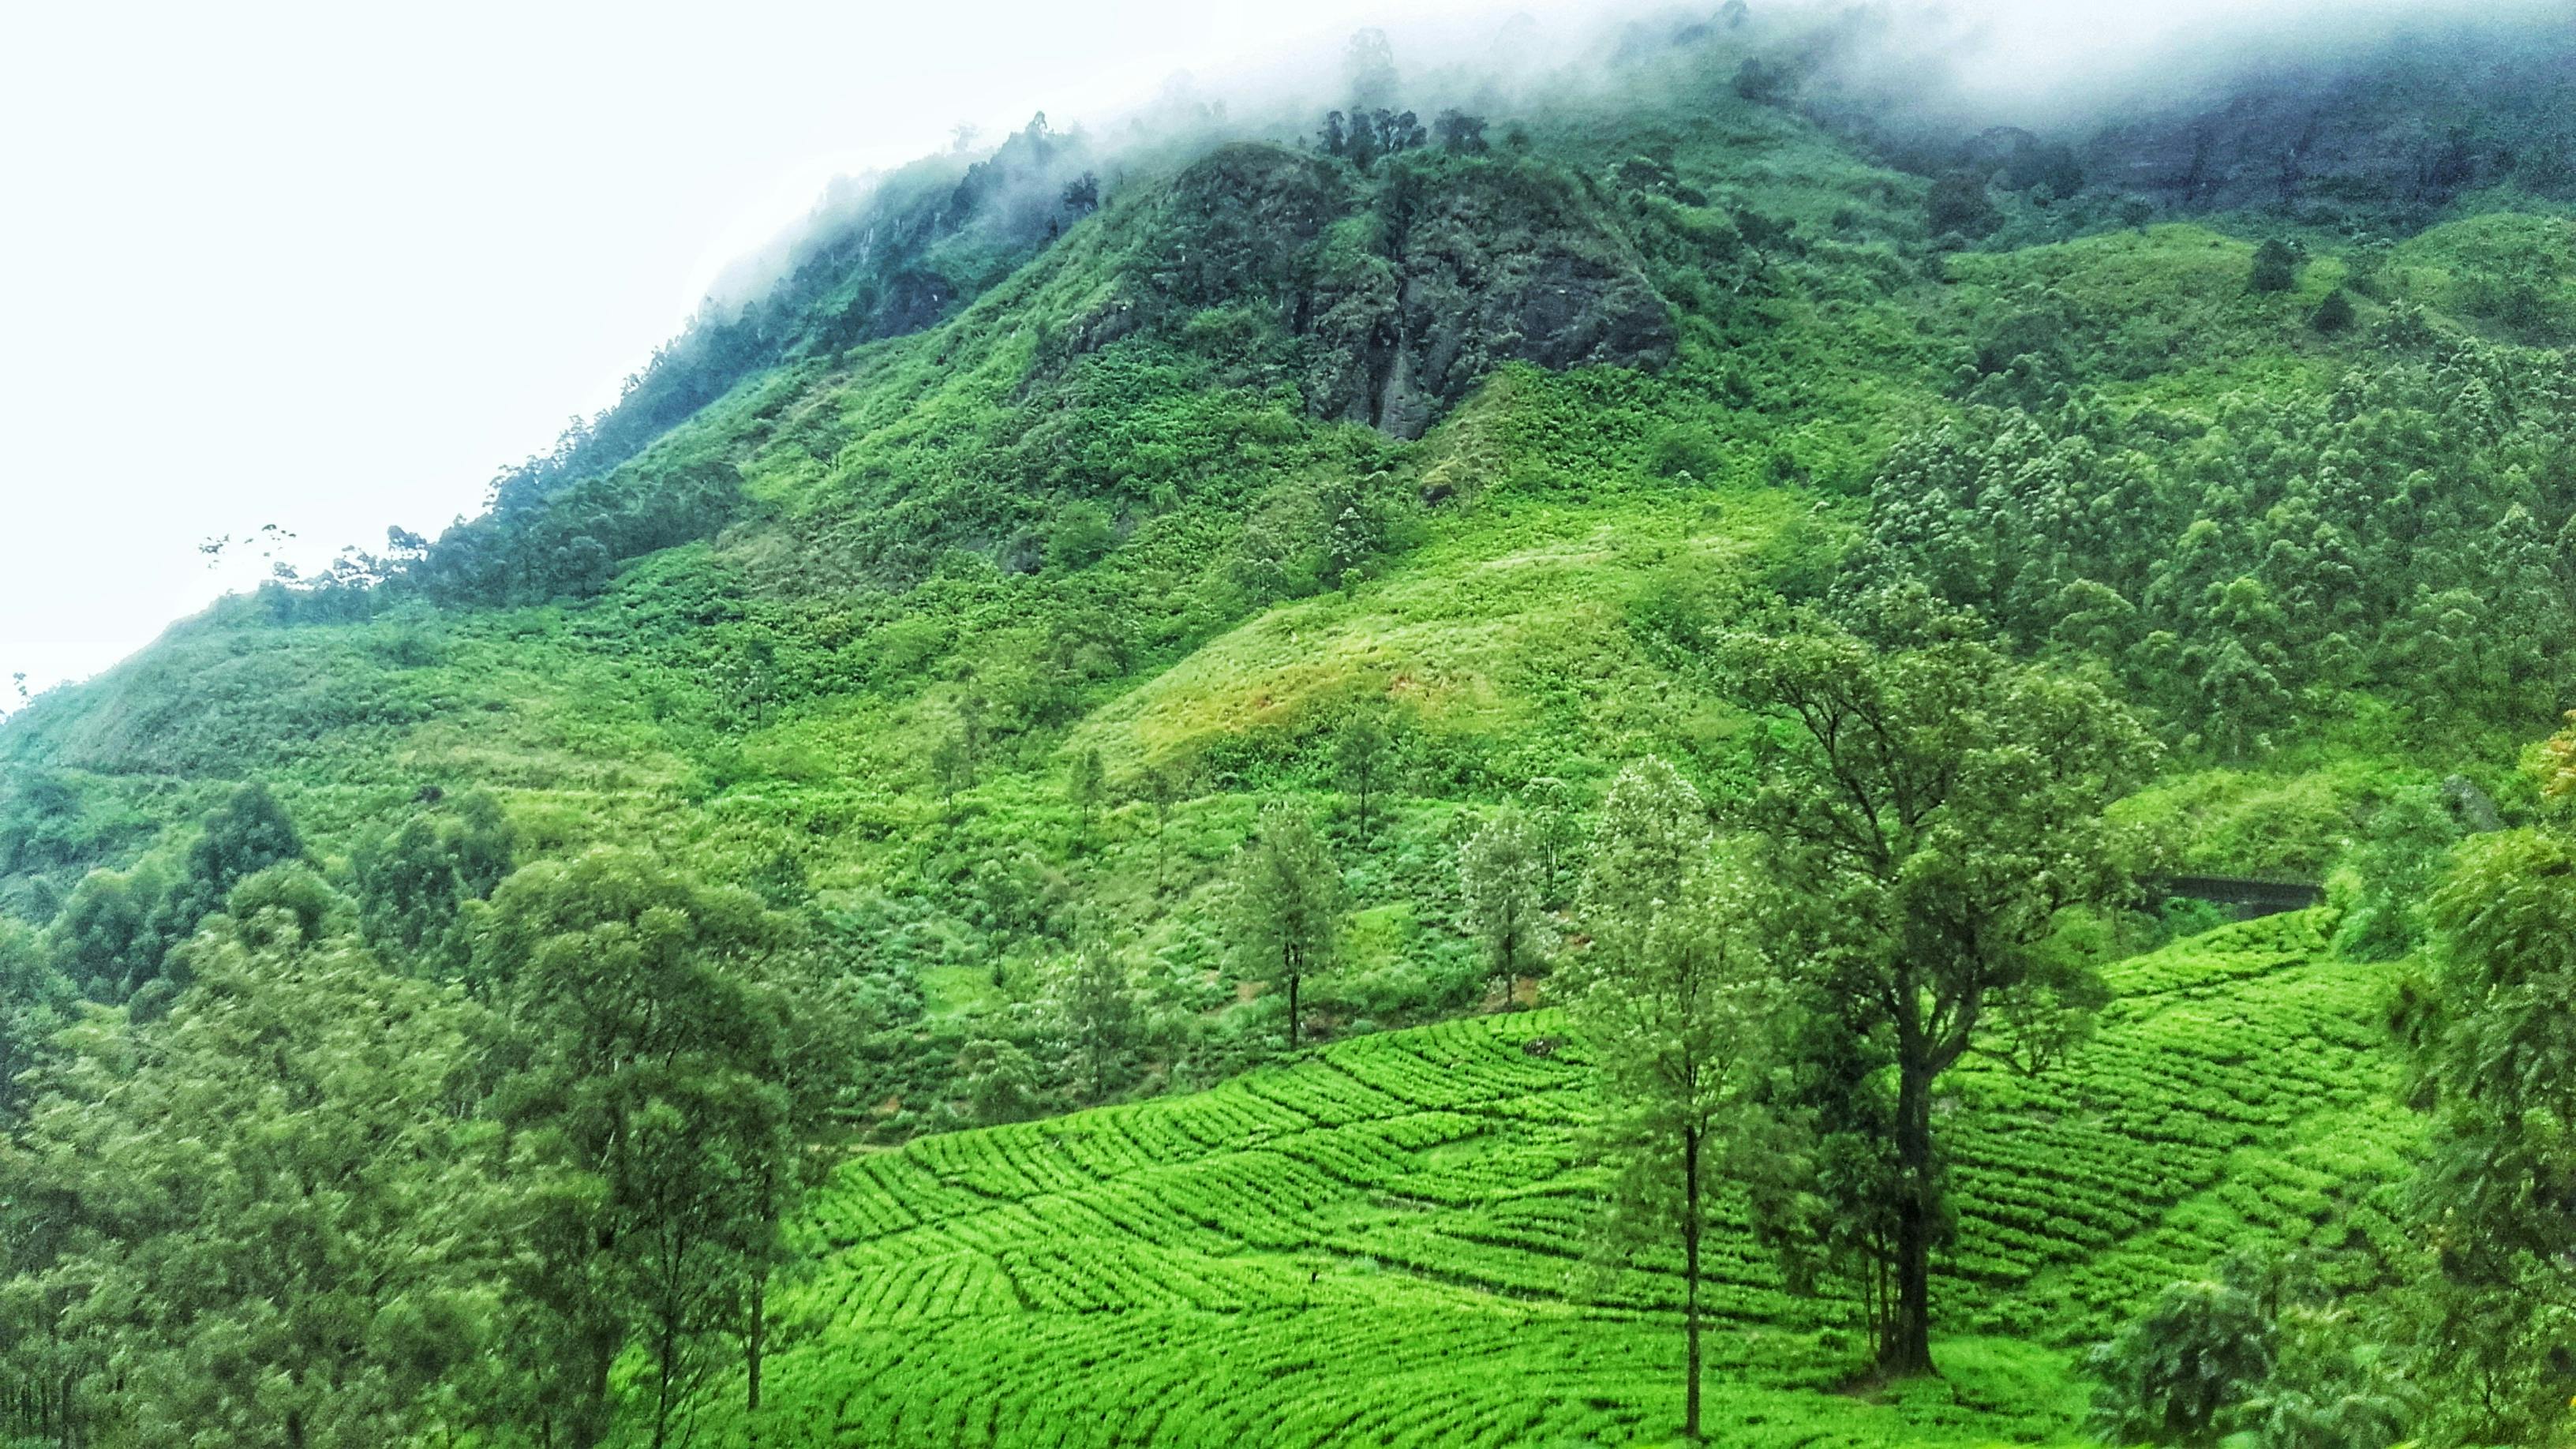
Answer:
6 7 2576 1448
731 913 2402 1449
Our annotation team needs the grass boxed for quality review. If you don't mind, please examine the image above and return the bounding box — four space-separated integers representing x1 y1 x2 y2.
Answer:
704 911 2403 1447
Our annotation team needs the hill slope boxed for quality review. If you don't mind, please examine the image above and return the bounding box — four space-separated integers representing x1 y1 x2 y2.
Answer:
724 912 2406 1447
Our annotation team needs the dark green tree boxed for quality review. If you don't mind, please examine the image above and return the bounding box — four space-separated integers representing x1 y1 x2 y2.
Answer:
2250 238 2301 294
1067 747 1106 852
2390 799 2576 1444
1047 943 1139 1102
472 848 798 1449
1718 621 2155 1376
957 1035 1041 1125
0 917 72 1125
352 790 515 973
1 866 497 1449
2087 1269 2277 1446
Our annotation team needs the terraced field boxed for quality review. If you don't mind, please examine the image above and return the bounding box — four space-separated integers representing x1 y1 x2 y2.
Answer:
717 912 2408 1447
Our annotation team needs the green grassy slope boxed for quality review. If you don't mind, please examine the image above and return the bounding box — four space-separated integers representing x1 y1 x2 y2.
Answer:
718 912 2405 1447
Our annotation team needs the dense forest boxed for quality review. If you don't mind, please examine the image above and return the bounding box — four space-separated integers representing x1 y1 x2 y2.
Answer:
7 5 2576 1446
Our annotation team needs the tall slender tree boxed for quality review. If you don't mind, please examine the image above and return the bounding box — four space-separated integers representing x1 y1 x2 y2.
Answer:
1570 758 1780 1443
1226 803 1345 1050
1333 708 1395 837
1460 806 1555 1011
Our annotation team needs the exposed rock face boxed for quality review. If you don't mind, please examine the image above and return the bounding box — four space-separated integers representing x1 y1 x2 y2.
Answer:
1063 144 1674 440
2070 37 2576 214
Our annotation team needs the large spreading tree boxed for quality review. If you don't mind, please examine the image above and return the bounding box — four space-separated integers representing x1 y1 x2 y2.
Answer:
2388 736 2576 1444
1717 618 2155 1376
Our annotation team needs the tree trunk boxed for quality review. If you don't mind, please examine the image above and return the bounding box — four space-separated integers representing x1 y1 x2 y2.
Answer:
1885 1054 1938 1378
651 1316 678 1449
1683 1125 1704 1441
747 1275 766 1416
1287 972 1301 1050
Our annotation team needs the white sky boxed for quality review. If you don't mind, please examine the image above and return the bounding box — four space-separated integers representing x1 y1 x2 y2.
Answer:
0 0 2533 705
0 0 1579 702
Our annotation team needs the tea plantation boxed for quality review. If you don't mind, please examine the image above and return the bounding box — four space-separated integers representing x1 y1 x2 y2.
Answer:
715 912 2406 1447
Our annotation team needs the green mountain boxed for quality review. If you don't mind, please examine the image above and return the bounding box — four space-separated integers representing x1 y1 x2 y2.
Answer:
6 8 2576 1447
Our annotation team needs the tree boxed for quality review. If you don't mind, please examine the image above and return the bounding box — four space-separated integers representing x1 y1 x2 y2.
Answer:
1332 706 1395 836
1460 806 1556 1010
1979 919 2114 1077
1732 57 1792 104
0 866 498 1449
2250 238 2300 294
1046 501 1116 572
1568 758 1781 1443
137 781 304 998
2389 799 2576 1444
471 848 797 1449
1047 943 1138 1102
1432 109 1488 154
352 790 515 974
1067 747 1106 852
2087 1267 2277 1446
1717 620 2155 1376
2328 784 2459 961
1521 776 1582 907
1226 803 1344 1050
47 859 173 1001
930 734 970 803
2310 287 2355 333
1925 173 2001 239
1343 28 1398 112
1140 763 1182 894
957 1036 1040 1124
2090 1253 2412 1449
1061 170 1100 215
0 917 72 1125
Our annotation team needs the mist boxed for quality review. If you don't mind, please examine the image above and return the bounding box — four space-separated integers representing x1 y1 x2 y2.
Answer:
4 0 2570 711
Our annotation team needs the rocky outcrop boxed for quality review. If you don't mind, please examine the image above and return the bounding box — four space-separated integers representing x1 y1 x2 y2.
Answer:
1055 144 1674 440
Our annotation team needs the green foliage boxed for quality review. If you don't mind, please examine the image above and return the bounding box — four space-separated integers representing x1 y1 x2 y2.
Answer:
473 848 803 1449
1045 942 1140 1103
1567 757 1784 1440
2249 238 2301 294
2394 821 2576 1445
0 918 71 1122
2087 1266 2274 1446
351 788 515 973
1225 802 1346 1049
2088 1254 2415 1449
2327 784 2459 961
0 875 496 1448
1458 803 1555 1008
1720 620 2159 1375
